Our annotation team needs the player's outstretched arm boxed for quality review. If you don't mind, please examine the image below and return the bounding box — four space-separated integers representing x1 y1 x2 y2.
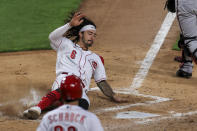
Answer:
49 23 72 50
49 12 85 50
97 80 128 103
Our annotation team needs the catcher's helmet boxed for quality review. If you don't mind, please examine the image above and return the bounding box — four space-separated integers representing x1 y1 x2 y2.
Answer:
60 75 83 101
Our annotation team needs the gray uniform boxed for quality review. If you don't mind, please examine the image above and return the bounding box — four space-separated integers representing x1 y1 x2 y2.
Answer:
175 0 197 74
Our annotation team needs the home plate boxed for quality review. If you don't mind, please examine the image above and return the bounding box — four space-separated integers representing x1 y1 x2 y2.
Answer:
116 111 160 119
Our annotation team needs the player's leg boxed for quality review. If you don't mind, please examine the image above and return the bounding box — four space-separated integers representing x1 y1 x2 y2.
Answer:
23 89 61 119
177 1 197 55
23 74 89 119
23 75 65 119
44 74 90 110
176 1 196 78
176 47 193 78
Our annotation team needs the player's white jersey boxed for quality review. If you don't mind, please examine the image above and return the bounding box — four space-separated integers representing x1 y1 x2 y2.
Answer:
49 23 107 91
37 105 104 131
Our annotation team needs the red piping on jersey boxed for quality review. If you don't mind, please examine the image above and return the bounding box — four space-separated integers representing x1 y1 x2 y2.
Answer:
83 53 93 67
99 56 104 65
79 50 93 86
78 49 83 79
80 54 91 79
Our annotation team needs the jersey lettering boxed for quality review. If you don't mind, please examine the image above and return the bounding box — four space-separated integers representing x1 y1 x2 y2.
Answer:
70 50 77 59
92 61 97 69
48 112 86 125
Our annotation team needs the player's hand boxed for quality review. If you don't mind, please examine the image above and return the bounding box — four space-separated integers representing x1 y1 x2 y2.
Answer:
70 12 85 27
112 94 129 103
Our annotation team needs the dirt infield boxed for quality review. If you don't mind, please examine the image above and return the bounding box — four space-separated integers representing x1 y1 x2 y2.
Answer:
1 0 197 130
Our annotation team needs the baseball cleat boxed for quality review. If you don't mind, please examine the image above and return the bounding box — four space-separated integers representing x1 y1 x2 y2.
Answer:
23 106 41 120
176 69 192 78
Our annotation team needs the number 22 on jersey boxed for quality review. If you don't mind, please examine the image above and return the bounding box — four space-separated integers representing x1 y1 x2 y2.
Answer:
54 125 76 131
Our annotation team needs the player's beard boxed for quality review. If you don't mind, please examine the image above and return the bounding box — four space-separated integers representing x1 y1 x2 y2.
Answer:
82 35 93 49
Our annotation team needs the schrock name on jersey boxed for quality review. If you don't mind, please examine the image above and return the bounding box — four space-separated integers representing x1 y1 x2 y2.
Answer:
48 112 86 125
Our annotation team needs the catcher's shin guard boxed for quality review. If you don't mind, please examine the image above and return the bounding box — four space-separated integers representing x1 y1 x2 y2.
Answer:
176 47 193 79
176 60 193 79
183 36 197 64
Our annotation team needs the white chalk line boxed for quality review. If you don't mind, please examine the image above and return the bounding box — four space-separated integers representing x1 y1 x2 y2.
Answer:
90 87 169 101
130 12 176 92
136 110 197 124
91 87 171 114
93 12 176 114
94 99 170 114
111 12 197 122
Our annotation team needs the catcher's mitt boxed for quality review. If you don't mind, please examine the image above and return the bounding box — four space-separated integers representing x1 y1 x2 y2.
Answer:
164 0 176 13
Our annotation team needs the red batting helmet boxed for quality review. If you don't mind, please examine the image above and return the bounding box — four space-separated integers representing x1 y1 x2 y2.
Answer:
60 75 83 101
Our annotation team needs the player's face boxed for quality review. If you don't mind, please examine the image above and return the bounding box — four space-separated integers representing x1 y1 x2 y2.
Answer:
81 30 96 47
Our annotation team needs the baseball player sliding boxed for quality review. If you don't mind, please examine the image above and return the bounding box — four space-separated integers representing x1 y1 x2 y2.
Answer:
37 75 104 131
23 12 127 119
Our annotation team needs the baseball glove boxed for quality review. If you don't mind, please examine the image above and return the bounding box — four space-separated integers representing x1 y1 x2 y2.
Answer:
164 0 176 13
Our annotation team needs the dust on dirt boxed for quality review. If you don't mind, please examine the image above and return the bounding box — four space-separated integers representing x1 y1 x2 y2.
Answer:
1 0 197 130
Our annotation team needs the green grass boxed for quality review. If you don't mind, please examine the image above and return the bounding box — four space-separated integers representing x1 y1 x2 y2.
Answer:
172 35 182 51
0 0 81 52
172 39 181 51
